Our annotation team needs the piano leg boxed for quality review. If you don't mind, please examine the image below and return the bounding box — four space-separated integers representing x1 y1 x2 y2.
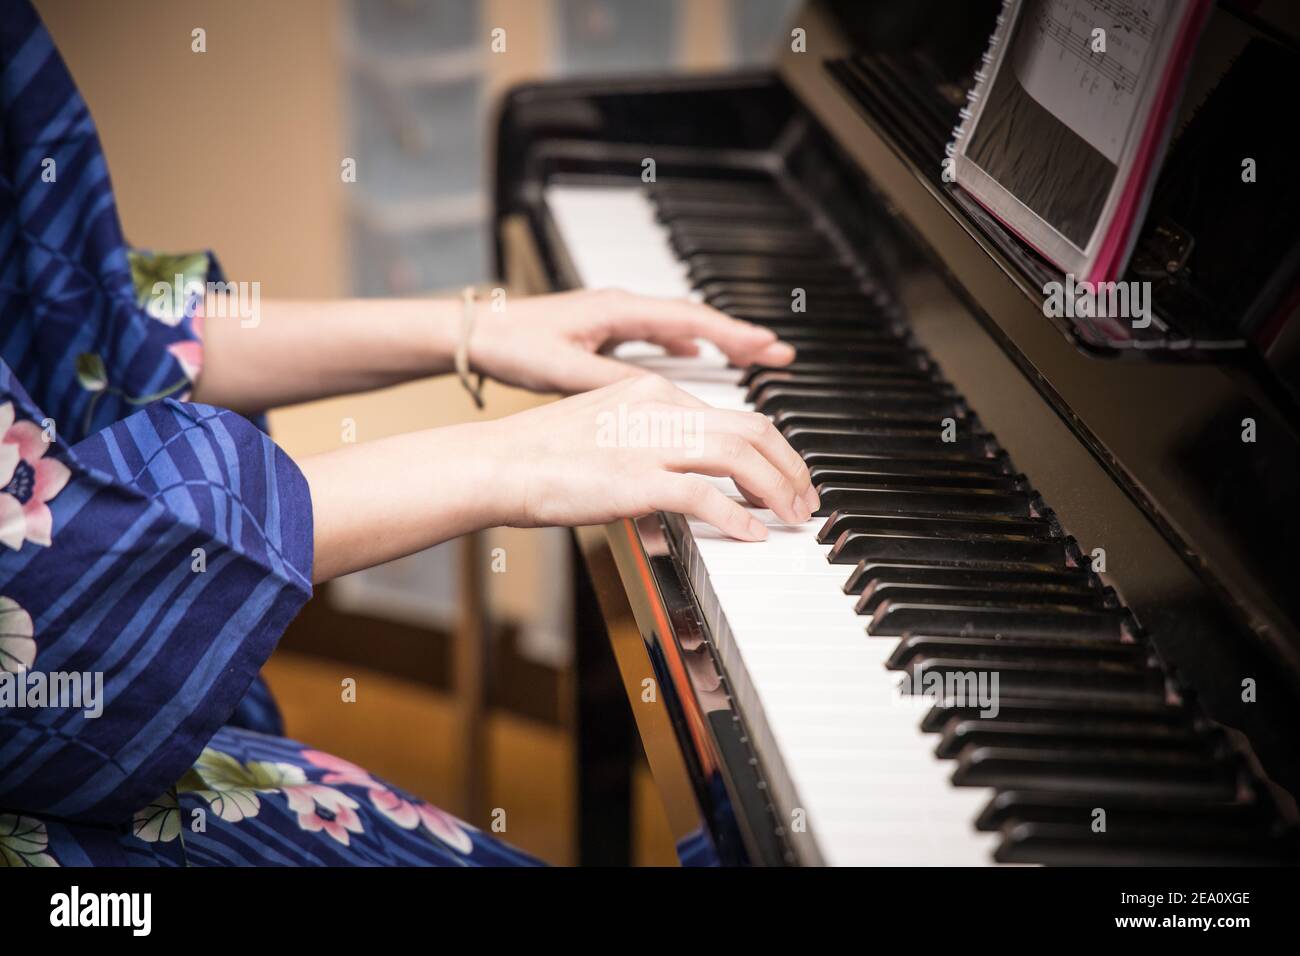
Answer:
573 532 637 866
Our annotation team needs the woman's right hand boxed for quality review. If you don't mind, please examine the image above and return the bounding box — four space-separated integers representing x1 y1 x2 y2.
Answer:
304 374 818 582
481 374 818 541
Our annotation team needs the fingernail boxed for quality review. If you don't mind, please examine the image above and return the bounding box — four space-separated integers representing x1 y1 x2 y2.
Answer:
793 493 811 523
803 487 821 514
762 342 796 366
747 516 768 540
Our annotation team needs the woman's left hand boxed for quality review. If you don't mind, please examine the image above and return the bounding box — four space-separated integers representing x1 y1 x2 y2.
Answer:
468 289 796 394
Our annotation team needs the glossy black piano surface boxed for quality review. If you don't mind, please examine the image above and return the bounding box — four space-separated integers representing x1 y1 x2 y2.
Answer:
492 0 1300 866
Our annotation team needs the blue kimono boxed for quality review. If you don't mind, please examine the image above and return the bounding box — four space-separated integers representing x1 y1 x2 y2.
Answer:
0 1 536 867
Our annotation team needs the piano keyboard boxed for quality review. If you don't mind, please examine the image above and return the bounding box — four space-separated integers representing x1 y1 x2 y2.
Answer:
545 178 1291 866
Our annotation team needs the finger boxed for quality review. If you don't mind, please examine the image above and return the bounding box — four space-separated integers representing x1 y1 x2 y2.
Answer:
662 434 807 524
751 340 797 366
652 473 767 541
734 482 766 511
626 380 710 410
644 336 701 357
701 409 817 512
554 350 647 393
603 295 796 367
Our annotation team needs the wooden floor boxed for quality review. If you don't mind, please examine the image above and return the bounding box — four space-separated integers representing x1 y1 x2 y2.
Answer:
262 649 678 866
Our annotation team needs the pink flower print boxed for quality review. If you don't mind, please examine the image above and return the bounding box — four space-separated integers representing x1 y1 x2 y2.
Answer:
415 803 473 854
368 786 422 830
302 749 377 788
302 749 472 851
303 749 421 829
283 783 364 846
0 402 71 550
167 310 205 398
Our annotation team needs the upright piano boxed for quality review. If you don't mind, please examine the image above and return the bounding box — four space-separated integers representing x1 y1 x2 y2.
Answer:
492 0 1300 866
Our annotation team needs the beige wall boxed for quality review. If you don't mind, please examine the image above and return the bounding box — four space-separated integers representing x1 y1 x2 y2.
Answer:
36 0 348 300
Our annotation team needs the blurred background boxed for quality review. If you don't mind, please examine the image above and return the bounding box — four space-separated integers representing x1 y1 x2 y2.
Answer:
34 0 797 864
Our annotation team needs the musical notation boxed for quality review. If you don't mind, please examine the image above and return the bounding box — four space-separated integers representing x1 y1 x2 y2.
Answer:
1028 0 1153 95
1012 0 1161 163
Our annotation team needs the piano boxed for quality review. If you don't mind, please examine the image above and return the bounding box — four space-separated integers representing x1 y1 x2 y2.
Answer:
491 0 1300 866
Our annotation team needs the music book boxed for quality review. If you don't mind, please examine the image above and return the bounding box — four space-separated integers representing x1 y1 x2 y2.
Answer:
948 0 1212 282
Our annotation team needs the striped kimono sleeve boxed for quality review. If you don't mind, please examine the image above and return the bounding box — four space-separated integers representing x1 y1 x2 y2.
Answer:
0 373 313 825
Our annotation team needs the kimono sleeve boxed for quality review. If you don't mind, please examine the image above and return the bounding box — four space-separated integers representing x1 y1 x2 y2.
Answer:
0 390 313 825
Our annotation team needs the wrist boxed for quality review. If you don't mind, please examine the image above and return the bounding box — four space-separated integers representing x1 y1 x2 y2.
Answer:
431 418 520 530
421 298 463 375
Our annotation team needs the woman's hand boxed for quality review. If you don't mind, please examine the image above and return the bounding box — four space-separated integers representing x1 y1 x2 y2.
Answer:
481 374 817 540
194 289 793 414
470 289 796 394
302 374 817 581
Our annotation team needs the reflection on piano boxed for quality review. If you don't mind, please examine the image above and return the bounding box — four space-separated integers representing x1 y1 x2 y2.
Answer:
492 0 1300 866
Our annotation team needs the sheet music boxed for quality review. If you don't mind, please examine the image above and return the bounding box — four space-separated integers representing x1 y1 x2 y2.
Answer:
1012 0 1164 164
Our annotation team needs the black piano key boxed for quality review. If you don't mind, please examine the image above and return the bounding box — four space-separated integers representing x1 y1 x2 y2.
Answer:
857 566 1096 604
650 189 790 214
653 198 807 224
702 279 875 298
889 633 1139 667
845 560 1086 596
753 325 906 344
665 208 806 228
755 346 929 368
817 510 1051 545
774 337 916 358
670 229 833 258
902 657 1163 702
646 178 786 200
755 389 953 416
759 390 951 416
861 579 1103 616
746 371 923 394
921 696 1189 734
743 363 940 387
828 530 1072 566
814 469 1023 493
977 791 1285 845
815 485 1031 519
807 452 1012 476
952 745 1239 801
776 409 967 431
754 374 946 390
687 255 857 285
982 791 1299 864
869 602 1128 641
763 395 956 418
934 711 1215 760
994 820 1298 866
756 339 923 358
785 427 994 457
749 370 943 389
716 278 885 297
757 379 949 398
721 303 891 324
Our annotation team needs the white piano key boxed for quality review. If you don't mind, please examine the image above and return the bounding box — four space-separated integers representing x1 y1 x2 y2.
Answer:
546 182 998 866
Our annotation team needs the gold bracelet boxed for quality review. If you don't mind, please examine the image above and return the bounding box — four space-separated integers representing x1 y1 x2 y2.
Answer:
456 285 486 410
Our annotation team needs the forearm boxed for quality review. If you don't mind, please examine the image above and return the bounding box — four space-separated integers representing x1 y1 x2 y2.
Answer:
191 295 463 413
299 421 509 583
